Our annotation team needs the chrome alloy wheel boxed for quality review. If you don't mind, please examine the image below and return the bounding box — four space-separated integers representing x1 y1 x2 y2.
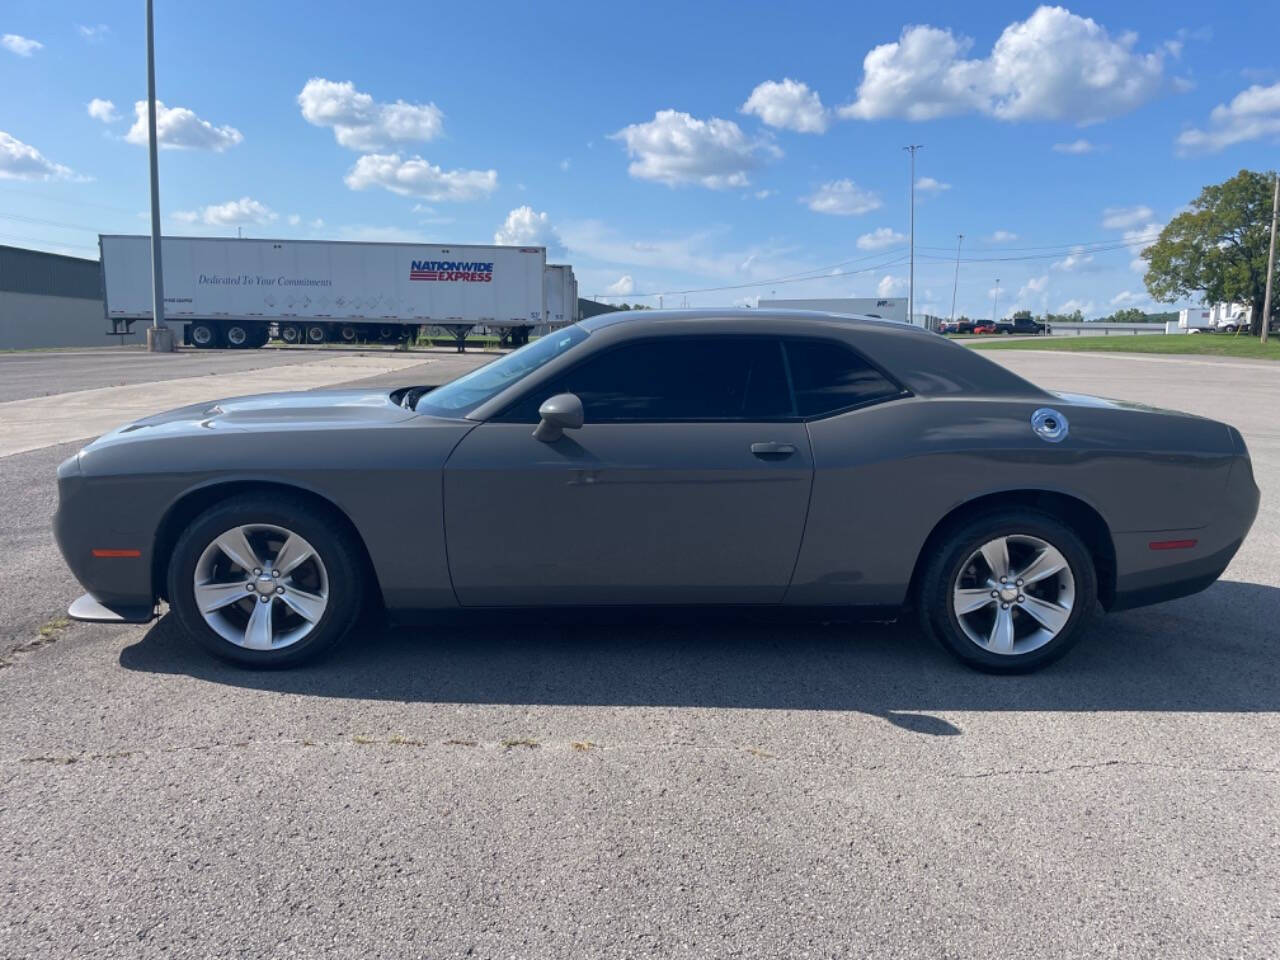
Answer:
951 534 1075 656
193 524 329 650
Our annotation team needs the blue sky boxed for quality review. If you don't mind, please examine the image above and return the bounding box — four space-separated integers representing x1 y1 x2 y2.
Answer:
2 1 1278 318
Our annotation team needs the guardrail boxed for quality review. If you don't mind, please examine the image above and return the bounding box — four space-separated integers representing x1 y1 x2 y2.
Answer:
1047 322 1166 336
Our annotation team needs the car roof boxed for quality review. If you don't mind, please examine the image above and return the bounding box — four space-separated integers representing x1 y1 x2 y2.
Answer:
481 308 1049 413
580 307 928 338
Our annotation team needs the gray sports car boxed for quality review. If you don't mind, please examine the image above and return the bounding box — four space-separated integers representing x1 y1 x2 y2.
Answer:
54 310 1259 672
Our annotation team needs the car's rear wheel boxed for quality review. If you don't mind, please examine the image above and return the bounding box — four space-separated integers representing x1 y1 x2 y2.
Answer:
916 508 1097 673
167 495 365 667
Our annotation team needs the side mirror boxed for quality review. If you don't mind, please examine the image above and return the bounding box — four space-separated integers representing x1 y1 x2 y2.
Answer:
532 393 584 443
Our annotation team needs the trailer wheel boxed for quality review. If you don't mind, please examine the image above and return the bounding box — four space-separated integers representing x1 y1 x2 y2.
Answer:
279 323 302 345
190 321 219 349
306 324 328 345
225 323 252 349
338 324 358 344
378 326 397 342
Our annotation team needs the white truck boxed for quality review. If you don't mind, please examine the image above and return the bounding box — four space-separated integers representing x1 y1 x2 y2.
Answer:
99 234 549 350
1177 303 1252 333
543 263 579 331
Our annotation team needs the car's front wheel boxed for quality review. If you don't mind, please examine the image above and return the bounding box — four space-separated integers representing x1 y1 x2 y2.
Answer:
916 509 1097 672
167 495 365 667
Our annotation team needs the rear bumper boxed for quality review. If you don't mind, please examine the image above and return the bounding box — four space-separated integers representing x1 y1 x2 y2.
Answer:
1109 451 1259 611
68 593 157 624
1110 538 1243 611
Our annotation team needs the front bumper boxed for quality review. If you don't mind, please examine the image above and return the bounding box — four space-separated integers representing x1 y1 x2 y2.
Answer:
54 452 159 618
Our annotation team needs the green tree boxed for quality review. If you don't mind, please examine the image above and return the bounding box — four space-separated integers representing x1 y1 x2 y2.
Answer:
1143 169 1278 336
1012 309 1032 320
1103 307 1145 323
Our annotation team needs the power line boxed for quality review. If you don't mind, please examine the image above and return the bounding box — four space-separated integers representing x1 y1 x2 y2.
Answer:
627 253 909 299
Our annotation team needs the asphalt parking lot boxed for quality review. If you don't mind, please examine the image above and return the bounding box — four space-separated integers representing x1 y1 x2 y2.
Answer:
1 345 1276 958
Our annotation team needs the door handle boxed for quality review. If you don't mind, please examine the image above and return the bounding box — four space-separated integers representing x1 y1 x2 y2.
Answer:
751 441 797 457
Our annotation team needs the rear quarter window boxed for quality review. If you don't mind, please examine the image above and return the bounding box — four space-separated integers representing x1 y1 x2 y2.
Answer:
784 338 904 418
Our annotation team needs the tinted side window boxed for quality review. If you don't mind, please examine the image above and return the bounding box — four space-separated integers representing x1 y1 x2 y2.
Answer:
784 339 901 418
499 337 792 422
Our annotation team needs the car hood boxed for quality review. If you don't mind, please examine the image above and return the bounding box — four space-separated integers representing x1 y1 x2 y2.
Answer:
84 387 424 451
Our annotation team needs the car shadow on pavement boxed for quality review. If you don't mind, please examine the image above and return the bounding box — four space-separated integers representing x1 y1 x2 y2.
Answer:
118 579 1280 733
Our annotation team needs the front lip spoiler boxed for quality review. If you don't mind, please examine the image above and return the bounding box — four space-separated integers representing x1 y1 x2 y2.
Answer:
68 593 157 624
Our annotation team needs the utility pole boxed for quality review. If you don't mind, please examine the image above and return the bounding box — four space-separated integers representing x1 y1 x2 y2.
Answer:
992 279 1001 323
144 0 172 352
1262 172 1278 345
903 145 923 325
949 233 963 323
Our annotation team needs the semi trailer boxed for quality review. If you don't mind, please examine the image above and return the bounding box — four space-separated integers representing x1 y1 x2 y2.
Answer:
99 235 559 351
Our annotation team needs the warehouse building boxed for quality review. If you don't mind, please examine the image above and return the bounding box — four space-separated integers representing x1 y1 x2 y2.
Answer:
0 244 129 350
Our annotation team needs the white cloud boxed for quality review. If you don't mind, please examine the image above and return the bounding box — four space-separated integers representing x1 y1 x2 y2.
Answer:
297 77 444 151
840 6 1166 125
343 153 498 201
1018 274 1049 298
2 34 42 57
1052 138 1097 153
0 131 76 181
605 275 635 296
87 98 118 123
1057 298 1095 315
559 158 570 172
1176 81 1280 153
77 24 110 41
804 179 882 216
877 274 907 297
494 205 564 255
125 100 243 151
610 109 776 189
1052 245 1095 271
915 176 950 194
287 214 302 226
173 196 277 227
310 218 325 230
1110 290 1146 306
741 78 829 133
990 230 1018 242
857 227 906 250
753 189 776 199
1123 221 1164 272
1102 204 1154 229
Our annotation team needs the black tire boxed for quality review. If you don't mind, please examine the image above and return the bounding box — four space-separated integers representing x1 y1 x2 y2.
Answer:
189 320 220 349
224 322 252 349
279 323 302 345
915 508 1098 673
306 324 327 345
338 324 358 344
167 494 366 668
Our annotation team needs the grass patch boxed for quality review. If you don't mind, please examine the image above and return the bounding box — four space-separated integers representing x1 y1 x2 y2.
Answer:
969 334 1280 360
500 738 539 750
571 741 598 752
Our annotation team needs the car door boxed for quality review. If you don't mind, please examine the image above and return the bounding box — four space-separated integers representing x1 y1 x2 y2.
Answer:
442 336 814 606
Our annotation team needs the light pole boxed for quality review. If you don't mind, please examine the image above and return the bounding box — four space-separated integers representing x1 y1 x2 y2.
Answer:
992 279 1001 323
1262 172 1277 345
903 144 923 325
949 233 963 323
144 0 172 352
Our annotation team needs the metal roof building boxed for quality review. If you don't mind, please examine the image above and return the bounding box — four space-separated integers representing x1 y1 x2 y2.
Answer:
0 245 124 350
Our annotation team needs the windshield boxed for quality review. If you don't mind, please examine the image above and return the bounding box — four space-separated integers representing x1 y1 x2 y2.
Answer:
415 325 589 417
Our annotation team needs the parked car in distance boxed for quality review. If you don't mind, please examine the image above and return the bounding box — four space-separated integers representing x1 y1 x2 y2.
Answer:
995 316 1050 335
54 309 1259 674
940 320 976 335
973 321 999 334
